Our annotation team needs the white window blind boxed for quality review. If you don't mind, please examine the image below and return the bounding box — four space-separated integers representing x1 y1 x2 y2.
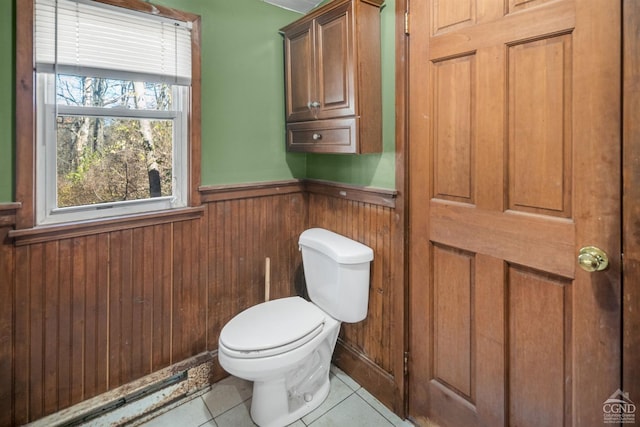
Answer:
35 0 192 84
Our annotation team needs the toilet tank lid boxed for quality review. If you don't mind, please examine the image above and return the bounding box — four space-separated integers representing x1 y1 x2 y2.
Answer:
299 228 373 264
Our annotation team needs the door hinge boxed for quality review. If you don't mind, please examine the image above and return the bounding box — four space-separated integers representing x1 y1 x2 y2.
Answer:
404 351 409 376
404 11 410 35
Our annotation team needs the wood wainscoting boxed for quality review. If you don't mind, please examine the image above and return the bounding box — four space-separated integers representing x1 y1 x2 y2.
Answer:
0 179 404 425
12 216 205 422
0 204 20 427
0 184 307 425
305 180 404 414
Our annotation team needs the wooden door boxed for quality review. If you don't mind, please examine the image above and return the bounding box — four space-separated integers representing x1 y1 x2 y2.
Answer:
408 0 621 426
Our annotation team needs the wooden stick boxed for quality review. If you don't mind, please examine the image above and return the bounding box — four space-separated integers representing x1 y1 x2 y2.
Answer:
265 257 271 302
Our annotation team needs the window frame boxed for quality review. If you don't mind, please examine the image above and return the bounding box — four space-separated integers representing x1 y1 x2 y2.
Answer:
16 0 202 230
36 73 189 225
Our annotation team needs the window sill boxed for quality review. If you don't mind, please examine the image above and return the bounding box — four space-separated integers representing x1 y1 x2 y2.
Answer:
8 206 205 246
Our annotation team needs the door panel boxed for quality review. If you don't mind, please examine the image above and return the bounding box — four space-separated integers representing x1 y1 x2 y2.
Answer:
409 0 621 425
508 267 571 427
316 2 355 118
433 245 473 398
433 0 475 34
433 55 475 203
508 35 572 217
284 21 315 122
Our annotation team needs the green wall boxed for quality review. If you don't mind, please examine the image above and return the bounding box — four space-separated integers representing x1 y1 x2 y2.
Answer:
155 0 307 185
0 1 13 202
0 0 396 202
306 0 396 189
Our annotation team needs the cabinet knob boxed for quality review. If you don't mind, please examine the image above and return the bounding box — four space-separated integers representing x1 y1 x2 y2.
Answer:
312 133 322 140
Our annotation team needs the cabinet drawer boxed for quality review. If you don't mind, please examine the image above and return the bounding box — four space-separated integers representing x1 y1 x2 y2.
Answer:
287 118 357 153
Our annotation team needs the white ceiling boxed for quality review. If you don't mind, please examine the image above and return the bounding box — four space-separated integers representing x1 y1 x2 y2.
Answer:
263 0 323 14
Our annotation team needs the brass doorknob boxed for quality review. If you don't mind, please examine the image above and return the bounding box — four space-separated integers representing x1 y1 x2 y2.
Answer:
578 246 609 272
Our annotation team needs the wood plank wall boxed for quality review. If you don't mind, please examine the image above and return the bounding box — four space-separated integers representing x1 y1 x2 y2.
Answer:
0 205 19 427
0 188 307 426
203 184 309 346
12 223 206 422
0 180 403 425
306 185 404 414
309 193 394 371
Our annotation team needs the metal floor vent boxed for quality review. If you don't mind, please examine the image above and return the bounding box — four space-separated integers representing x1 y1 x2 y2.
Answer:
263 0 323 14
61 371 188 427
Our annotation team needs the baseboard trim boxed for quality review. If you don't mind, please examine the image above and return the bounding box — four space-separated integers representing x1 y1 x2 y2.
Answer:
332 339 402 416
26 351 224 427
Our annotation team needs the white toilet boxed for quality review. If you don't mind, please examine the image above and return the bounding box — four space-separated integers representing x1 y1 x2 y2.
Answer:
218 228 374 427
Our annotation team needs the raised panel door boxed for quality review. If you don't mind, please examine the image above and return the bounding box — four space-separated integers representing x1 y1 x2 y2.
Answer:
409 0 621 425
283 20 315 123
314 1 355 120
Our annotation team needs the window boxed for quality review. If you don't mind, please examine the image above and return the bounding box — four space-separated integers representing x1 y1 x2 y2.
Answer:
33 0 194 225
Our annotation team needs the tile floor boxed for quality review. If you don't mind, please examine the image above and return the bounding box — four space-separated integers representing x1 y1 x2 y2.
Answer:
140 365 414 427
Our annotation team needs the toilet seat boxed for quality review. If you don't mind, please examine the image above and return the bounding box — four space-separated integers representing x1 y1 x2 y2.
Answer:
219 297 326 359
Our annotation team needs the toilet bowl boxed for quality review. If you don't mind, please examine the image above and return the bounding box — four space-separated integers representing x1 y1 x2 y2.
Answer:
218 228 374 427
219 297 340 427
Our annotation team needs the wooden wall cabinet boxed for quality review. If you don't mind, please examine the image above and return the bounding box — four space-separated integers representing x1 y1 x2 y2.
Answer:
281 0 383 154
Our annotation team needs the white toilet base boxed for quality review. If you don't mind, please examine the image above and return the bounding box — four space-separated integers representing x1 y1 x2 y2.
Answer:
248 326 337 427
219 314 341 427
251 371 330 427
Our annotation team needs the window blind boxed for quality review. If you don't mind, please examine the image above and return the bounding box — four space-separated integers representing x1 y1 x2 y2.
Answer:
35 0 192 85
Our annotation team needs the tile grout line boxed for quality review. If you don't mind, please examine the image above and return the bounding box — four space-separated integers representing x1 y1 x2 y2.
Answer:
212 396 253 424
304 374 358 426
355 393 397 427
187 368 406 427
198 394 217 426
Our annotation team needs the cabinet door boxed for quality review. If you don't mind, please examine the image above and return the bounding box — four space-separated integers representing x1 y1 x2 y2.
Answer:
284 20 316 122
315 1 355 120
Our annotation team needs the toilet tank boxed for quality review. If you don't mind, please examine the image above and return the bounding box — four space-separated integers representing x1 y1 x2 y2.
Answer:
298 228 374 323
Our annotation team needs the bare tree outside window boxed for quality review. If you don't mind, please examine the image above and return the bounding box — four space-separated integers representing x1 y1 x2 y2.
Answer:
55 75 174 208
